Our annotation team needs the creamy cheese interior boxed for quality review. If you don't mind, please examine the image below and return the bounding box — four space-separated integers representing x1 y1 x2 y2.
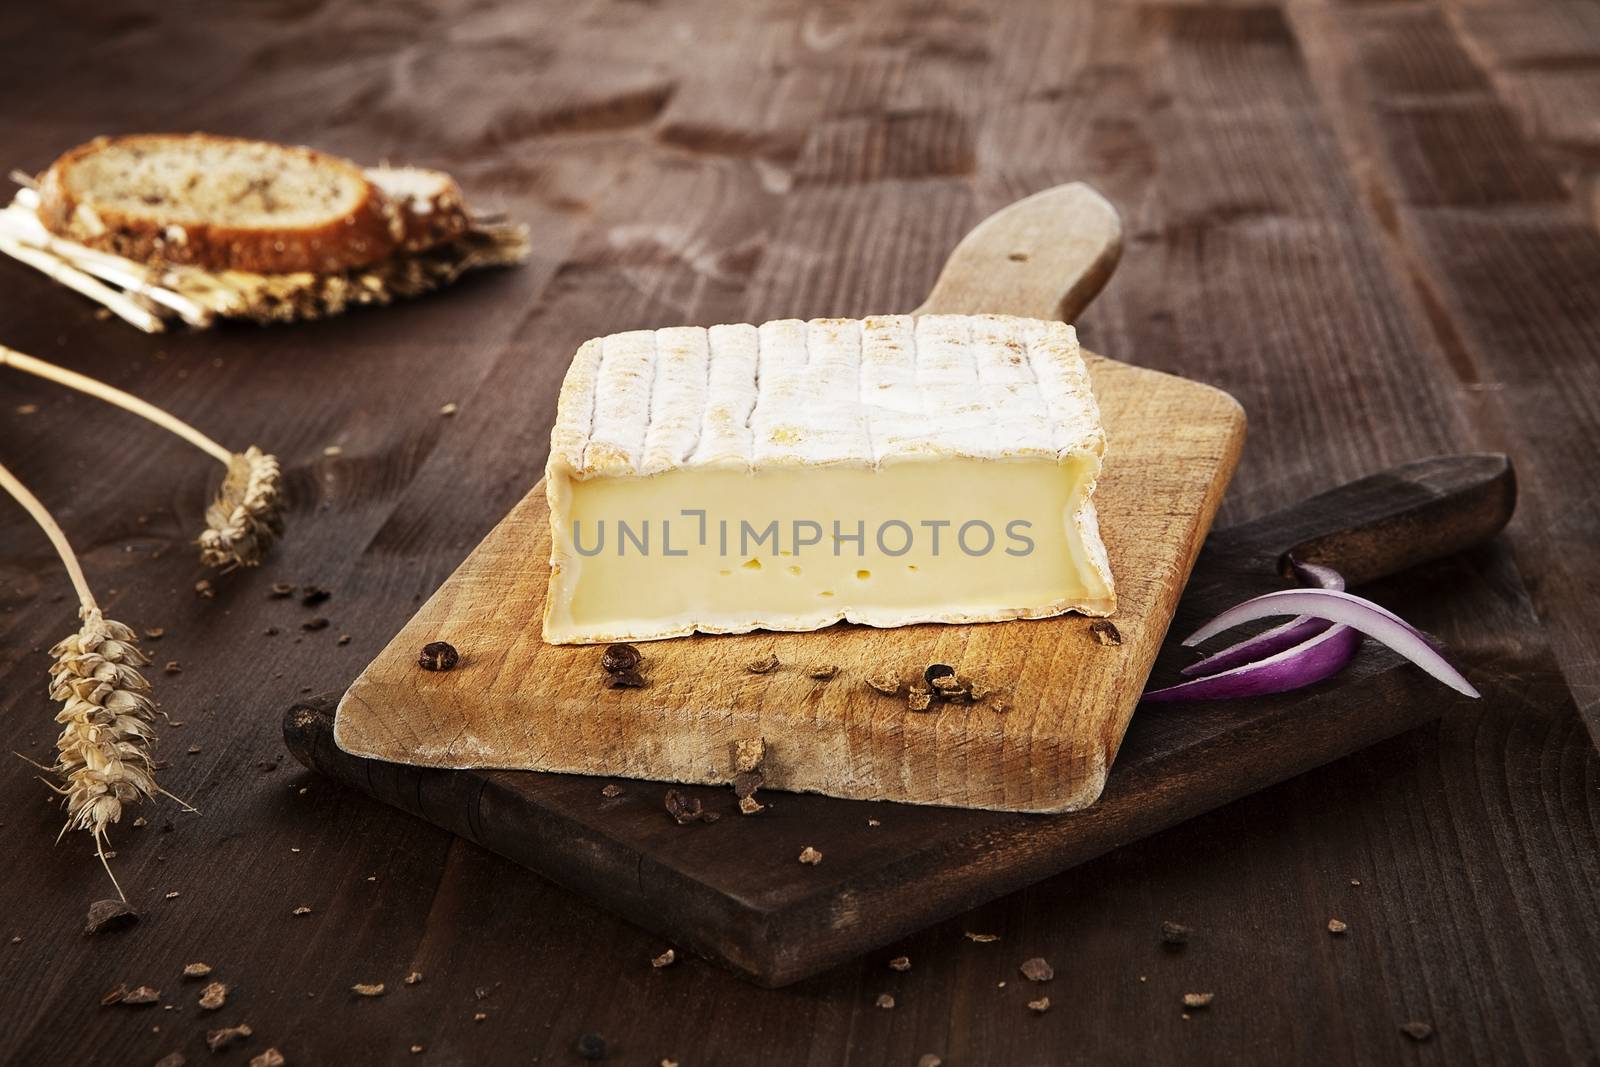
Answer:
544 456 1109 643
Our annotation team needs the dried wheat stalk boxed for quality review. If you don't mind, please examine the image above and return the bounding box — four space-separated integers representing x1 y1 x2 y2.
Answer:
198 446 283 569
0 345 284 568
0 460 163 899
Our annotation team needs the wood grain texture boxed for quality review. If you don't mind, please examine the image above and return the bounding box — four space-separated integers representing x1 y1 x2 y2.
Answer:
2 1 1599 1063
296 455 1523 986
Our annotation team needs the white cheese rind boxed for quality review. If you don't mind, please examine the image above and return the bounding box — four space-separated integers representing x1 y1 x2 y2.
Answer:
544 314 1115 643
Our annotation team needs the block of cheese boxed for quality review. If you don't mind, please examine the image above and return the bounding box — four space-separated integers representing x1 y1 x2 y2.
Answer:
543 314 1115 644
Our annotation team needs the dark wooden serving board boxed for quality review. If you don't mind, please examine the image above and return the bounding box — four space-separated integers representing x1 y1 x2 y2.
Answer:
287 453 1529 987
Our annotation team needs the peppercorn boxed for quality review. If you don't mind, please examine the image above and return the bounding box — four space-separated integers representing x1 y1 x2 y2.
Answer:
418 641 460 671
600 643 641 673
607 669 647 689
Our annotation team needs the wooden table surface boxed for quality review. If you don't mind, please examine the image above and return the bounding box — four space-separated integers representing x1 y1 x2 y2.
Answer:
3 1 1599 1064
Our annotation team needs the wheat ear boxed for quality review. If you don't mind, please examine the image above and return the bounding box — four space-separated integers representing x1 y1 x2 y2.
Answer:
0 460 160 900
0 344 284 568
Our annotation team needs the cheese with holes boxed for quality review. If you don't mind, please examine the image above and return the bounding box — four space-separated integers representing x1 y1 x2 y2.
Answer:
542 314 1115 644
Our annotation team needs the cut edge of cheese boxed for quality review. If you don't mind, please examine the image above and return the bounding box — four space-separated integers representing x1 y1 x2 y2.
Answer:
543 314 1115 644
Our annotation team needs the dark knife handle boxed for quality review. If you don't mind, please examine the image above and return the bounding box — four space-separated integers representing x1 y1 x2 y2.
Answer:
1217 453 1517 587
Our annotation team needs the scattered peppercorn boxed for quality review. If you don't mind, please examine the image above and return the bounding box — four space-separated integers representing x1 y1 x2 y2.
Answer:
300 585 331 607
1400 1021 1434 1042
575 1032 608 1060
607 669 647 689
601 643 641 673
301 617 330 632
664 789 705 825
925 664 956 686
1089 620 1122 645
418 641 459 671
1160 920 1191 947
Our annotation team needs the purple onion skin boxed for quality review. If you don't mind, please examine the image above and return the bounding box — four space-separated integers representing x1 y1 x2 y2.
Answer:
1182 588 1480 698
1181 617 1329 677
1180 559 1346 678
1144 625 1361 703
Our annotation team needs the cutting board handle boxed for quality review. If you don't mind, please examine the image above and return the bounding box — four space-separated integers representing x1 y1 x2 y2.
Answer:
1222 453 1517 587
911 183 1122 321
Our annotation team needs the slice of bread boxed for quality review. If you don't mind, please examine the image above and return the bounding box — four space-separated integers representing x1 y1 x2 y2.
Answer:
37 134 404 274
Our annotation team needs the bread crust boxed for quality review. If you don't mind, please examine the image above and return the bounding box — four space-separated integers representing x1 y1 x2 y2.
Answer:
37 134 402 274
365 166 472 254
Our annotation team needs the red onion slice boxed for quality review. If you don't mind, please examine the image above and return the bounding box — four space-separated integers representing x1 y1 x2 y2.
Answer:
1181 560 1345 678
1143 622 1360 703
1182 588 1480 698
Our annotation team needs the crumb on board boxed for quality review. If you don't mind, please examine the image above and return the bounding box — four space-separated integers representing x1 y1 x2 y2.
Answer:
207 1024 253 1052
1020 957 1054 982
85 899 139 936
734 737 766 773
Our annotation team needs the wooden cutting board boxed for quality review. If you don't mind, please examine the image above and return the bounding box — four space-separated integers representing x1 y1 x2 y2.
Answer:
289 453 1529 986
332 184 1249 812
